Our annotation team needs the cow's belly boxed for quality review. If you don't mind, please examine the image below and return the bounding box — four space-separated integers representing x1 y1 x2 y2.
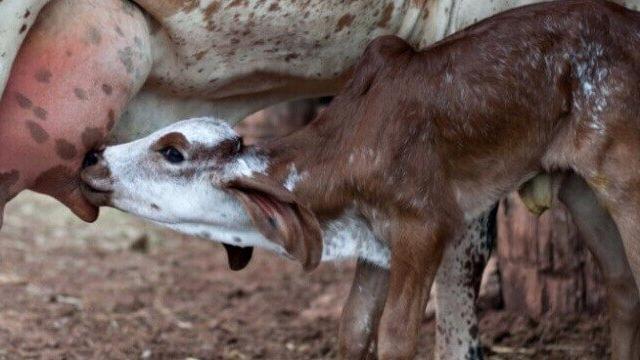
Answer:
136 0 429 99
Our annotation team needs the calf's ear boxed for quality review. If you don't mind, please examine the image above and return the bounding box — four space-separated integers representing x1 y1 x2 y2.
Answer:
347 35 413 96
224 174 322 271
222 244 254 271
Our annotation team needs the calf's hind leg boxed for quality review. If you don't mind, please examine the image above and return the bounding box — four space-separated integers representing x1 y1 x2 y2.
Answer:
558 173 640 360
0 0 152 225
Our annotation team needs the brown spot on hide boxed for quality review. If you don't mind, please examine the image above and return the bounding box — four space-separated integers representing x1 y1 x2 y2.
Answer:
335 14 355 33
152 132 190 151
32 166 78 199
33 106 47 120
118 47 134 73
227 0 242 8
101 84 113 95
19 24 27 34
24 10 30 18
204 1 220 17
182 0 200 12
35 69 52 83
81 127 104 149
55 139 78 160
194 50 208 60
268 2 280 11
87 26 102 45
191 137 240 162
26 120 49 143
378 3 394 28
74 88 87 100
15 93 32 109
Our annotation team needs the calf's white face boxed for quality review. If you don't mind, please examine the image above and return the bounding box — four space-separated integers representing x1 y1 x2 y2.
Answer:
80 117 323 271
83 118 252 225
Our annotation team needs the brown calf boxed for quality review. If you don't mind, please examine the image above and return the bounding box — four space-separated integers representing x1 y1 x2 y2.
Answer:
260 1 640 356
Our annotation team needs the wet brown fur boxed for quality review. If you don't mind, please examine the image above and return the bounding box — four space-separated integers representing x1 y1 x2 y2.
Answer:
251 1 640 357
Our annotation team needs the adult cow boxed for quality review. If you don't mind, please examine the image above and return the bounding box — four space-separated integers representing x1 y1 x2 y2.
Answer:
0 0 638 359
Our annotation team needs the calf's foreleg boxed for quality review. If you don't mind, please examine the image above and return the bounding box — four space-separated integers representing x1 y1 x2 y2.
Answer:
377 216 453 360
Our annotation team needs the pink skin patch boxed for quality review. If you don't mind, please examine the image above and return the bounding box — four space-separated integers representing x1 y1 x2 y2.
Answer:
0 0 151 222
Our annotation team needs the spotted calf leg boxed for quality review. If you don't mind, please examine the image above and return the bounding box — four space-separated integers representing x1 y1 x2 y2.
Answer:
0 0 152 226
434 205 497 360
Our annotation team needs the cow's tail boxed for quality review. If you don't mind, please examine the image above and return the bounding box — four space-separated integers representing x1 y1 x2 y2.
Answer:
0 0 51 100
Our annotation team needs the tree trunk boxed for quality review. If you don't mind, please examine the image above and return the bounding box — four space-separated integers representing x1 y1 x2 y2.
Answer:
497 193 607 319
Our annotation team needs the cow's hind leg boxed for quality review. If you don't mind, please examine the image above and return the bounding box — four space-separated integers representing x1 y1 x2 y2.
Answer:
0 0 152 225
587 191 640 360
434 205 497 360
339 258 389 359
558 173 640 360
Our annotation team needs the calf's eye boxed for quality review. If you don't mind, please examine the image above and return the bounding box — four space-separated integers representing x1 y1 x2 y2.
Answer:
160 147 185 163
235 137 243 153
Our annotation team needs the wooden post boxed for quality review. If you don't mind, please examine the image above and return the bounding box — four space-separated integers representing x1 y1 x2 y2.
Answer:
497 193 606 318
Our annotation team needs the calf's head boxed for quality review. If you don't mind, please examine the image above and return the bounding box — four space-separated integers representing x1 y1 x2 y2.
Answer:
80 118 322 271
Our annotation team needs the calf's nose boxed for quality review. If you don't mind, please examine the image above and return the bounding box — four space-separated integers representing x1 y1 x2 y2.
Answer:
82 149 104 169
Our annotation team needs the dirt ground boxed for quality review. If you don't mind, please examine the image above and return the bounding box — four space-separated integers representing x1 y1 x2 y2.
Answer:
0 193 610 359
